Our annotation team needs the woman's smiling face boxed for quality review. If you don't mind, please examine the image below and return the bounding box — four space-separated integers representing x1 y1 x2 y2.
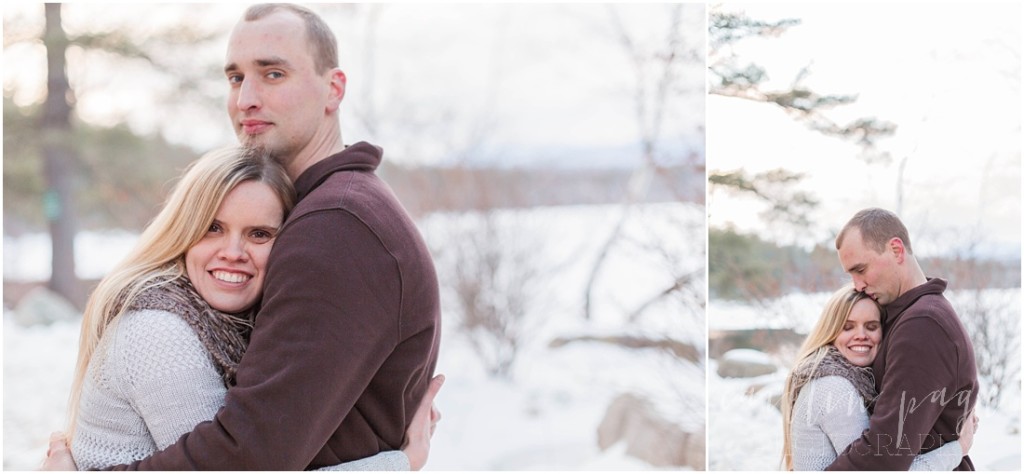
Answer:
185 180 283 313
833 298 882 367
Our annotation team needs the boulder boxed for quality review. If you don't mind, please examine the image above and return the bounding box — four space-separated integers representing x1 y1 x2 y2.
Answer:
597 393 704 469
13 286 80 326
716 348 778 378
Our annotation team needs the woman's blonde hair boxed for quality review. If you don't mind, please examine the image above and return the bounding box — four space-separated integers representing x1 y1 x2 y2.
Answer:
779 284 875 470
65 146 295 439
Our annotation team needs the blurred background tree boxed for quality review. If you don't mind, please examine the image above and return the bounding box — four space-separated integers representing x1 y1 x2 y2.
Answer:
708 8 896 163
39 3 79 303
706 6 897 302
4 4 225 305
582 3 704 322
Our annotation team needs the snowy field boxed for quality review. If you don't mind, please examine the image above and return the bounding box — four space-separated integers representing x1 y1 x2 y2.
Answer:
708 289 1023 471
3 202 705 470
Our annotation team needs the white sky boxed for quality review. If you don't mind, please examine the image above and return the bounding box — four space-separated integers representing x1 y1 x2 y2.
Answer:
707 2 1022 258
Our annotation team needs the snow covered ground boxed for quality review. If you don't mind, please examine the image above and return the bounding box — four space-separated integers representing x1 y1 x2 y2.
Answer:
708 289 1022 471
3 202 705 470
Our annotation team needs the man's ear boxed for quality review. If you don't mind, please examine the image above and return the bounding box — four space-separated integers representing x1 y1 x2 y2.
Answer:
325 68 346 113
890 237 906 264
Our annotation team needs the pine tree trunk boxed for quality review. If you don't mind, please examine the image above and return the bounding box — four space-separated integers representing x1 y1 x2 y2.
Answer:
41 3 79 305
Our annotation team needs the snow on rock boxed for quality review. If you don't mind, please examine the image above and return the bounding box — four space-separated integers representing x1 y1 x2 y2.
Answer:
720 348 774 365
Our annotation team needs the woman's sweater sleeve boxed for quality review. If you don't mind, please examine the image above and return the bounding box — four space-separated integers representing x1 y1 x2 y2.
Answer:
909 439 963 470
316 451 411 471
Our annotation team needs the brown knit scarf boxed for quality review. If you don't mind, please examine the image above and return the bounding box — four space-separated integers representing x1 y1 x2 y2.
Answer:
791 345 878 410
117 275 255 387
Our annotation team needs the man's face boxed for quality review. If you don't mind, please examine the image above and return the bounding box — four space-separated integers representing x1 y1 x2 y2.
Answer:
837 228 902 305
224 10 340 167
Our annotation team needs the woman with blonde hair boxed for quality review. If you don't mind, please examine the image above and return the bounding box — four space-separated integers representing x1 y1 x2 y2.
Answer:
57 147 437 470
779 284 971 470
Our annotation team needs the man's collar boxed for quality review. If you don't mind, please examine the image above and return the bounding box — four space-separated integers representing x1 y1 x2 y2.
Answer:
293 141 382 200
881 277 948 325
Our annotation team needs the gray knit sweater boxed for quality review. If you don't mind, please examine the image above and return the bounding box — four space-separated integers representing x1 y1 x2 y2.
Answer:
71 309 409 470
792 375 962 470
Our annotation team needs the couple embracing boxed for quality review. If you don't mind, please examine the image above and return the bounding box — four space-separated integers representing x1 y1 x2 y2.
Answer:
781 208 980 470
44 3 443 471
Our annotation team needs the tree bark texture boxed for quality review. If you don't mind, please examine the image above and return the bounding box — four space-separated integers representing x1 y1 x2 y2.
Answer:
41 3 79 305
